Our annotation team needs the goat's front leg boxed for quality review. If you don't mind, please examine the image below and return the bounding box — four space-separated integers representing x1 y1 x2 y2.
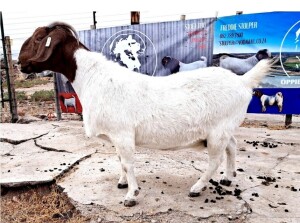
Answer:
112 135 139 207
261 100 267 112
189 132 228 197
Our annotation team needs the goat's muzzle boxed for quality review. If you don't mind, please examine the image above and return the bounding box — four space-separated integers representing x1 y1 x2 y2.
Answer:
20 63 33 74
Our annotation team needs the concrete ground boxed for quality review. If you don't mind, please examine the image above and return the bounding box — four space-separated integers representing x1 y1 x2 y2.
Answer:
1 114 299 223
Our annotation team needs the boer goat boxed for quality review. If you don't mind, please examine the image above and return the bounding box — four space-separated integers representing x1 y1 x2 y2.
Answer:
19 22 274 207
162 56 207 74
253 90 283 112
60 95 77 112
219 49 272 75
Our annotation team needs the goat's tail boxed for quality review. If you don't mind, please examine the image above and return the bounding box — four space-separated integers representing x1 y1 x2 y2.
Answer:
241 58 277 89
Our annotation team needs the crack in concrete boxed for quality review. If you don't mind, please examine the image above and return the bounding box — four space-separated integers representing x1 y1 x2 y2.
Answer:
191 163 204 173
241 184 261 193
0 132 49 145
55 151 100 183
34 139 72 153
273 153 290 169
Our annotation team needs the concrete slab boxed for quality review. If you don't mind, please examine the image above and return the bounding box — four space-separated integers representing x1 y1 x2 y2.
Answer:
0 142 14 155
0 140 92 187
0 114 299 222
34 120 113 154
0 121 53 143
57 125 300 221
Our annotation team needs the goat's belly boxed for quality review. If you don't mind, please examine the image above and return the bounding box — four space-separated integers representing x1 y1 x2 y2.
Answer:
135 128 206 150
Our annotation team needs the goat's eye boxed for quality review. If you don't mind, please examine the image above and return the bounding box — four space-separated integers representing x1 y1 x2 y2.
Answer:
35 37 43 42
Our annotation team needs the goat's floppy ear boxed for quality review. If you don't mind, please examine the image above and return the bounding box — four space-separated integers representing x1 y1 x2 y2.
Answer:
30 28 67 63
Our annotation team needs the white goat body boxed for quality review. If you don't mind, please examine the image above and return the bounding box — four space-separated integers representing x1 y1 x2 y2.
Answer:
162 56 207 74
179 56 207 71
70 49 271 206
220 55 258 75
73 50 258 147
219 49 272 75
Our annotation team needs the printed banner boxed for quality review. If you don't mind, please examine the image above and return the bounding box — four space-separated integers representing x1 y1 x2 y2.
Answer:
214 12 300 114
78 18 215 76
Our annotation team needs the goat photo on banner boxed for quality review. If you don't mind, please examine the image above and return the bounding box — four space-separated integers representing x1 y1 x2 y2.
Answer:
213 11 300 114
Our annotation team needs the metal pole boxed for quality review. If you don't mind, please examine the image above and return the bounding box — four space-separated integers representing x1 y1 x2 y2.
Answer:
0 12 18 122
53 72 61 121
93 11 97 29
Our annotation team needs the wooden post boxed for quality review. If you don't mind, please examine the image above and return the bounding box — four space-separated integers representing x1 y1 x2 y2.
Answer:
131 11 140 25
285 114 292 128
90 11 97 29
5 36 18 123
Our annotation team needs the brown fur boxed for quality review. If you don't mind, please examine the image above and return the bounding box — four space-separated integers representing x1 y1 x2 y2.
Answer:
18 22 89 82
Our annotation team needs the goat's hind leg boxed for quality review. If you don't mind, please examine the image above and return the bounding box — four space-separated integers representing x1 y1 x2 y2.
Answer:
189 132 229 197
220 136 237 186
113 135 139 207
116 152 128 189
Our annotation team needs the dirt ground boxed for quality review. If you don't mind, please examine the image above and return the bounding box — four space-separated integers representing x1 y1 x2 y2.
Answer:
1 184 89 223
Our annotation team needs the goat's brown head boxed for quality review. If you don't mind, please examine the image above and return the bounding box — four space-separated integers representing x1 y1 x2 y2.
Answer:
18 22 88 82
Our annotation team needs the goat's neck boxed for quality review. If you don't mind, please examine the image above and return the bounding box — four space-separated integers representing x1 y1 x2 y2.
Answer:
71 49 106 97
56 41 87 83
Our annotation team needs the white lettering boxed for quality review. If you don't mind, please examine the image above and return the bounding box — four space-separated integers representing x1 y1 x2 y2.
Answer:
238 22 258 29
281 79 300 85
185 22 205 31
220 24 237 31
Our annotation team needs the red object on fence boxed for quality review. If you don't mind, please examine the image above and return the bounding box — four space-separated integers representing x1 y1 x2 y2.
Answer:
58 93 82 114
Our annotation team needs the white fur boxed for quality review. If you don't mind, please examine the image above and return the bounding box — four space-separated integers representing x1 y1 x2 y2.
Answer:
179 56 207 71
69 48 272 206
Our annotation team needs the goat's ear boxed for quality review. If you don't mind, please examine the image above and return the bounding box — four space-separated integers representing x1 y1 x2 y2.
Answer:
29 28 67 63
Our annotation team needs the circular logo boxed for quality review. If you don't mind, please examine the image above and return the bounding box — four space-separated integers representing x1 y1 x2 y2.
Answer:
280 20 300 77
101 29 157 76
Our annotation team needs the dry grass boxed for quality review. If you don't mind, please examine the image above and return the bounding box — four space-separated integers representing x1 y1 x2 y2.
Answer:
241 120 288 130
2 78 50 89
1 184 89 223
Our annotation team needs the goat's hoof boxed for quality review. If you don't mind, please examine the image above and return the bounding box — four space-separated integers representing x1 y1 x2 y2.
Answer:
220 179 232 187
124 200 137 207
117 183 128 189
189 192 200 197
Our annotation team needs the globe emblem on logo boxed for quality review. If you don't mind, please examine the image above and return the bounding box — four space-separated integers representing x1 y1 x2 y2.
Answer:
101 29 158 76
280 20 300 77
